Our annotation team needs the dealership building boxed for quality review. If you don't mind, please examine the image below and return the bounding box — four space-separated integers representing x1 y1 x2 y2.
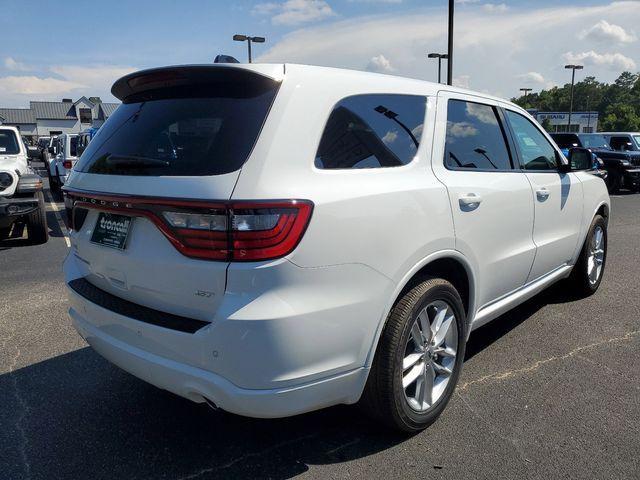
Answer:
530 111 599 134
0 97 119 142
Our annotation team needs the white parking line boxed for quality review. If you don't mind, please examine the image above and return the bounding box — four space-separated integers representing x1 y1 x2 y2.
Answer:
44 191 71 248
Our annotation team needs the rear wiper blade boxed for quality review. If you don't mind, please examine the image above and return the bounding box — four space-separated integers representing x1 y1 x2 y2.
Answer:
106 154 170 168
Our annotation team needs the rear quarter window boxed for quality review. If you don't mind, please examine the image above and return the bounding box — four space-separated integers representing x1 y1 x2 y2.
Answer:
315 94 426 169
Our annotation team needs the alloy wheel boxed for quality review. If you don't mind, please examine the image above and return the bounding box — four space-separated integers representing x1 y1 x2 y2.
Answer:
587 225 605 285
402 300 458 412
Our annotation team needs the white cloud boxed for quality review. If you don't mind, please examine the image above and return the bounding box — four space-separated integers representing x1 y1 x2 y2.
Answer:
49 64 136 88
0 76 86 95
563 50 636 71
466 101 498 124
579 20 636 44
382 130 398 144
516 71 555 89
253 0 336 26
4 57 32 72
348 0 402 3
517 71 546 84
251 2 280 15
366 54 394 73
0 64 137 106
483 3 508 13
453 75 470 89
447 121 478 138
257 1 640 99
411 123 423 141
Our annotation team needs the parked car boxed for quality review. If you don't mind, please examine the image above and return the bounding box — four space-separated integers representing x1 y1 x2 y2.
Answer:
37 136 50 161
63 64 610 432
553 139 607 182
48 133 78 197
602 132 640 153
0 126 48 243
551 132 640 193
76 127 99 157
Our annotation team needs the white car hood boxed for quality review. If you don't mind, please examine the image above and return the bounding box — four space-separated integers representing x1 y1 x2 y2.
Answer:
0 155 30 197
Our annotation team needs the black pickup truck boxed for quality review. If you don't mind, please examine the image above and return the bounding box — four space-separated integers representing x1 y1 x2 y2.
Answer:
551 133 640 193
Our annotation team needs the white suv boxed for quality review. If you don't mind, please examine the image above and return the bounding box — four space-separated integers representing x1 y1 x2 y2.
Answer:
63 64 610 431
48 133 78 196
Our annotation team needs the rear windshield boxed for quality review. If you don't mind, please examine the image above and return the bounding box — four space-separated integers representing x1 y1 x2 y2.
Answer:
580 134 610 149
551 134 579 149
0 130 20 155
76 81 279 176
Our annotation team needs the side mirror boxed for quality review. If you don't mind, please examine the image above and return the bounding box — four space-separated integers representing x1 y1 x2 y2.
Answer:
48 146 58 155
567 147 593 171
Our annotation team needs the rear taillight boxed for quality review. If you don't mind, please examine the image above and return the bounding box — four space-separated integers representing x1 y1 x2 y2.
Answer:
230 203 312 261
63 160 73 169
67 192 313 262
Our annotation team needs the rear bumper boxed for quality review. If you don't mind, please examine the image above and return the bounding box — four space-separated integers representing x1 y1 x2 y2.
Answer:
0 195 39 218
70 301 369 418
64 253 391 417
622 168 640 186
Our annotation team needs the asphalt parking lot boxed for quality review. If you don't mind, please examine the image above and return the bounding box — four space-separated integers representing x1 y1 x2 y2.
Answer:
1 168 639 480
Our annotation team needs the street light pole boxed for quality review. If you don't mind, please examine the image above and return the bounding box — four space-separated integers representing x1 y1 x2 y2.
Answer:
564 64 583 132
447 0 454 85
428 53 448 83
520 88 532 107
374 105 419 148
233 34 266 63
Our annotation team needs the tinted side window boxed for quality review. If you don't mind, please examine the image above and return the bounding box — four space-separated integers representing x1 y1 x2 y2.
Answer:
444 100 512 170
609 136 630 151
0 130 20 155
315 94 426 169
550 133 579 149
506 111 558 171
70 136 78 156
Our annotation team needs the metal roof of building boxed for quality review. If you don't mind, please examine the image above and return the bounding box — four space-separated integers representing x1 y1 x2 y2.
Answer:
100 103 119 118
0 108 36 124
30 101 77 120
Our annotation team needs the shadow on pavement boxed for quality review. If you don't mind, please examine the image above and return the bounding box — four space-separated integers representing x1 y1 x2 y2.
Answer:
1 283 579 479
0 348 407 479
0 209 64 251
465 281 580 360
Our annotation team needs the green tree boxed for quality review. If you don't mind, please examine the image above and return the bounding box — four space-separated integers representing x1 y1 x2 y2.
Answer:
512 71 640 131
600 103 640 131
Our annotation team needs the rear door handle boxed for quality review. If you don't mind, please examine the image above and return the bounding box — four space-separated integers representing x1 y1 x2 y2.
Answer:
536 188 550 201
459 193 482 209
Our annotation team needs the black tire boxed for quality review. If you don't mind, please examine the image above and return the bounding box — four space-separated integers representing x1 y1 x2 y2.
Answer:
568 214 607 296
49 168 61 199
360 277 466 432
26 191 48 245
609 171 621 194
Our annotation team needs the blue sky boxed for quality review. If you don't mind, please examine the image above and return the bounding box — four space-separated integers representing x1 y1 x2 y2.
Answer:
1 0 638 107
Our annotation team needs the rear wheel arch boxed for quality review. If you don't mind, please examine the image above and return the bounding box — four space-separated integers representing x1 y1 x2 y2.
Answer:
366 251 476 367
596 203 609 224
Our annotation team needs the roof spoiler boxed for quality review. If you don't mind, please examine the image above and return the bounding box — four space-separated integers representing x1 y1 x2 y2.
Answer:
111 64 283 102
